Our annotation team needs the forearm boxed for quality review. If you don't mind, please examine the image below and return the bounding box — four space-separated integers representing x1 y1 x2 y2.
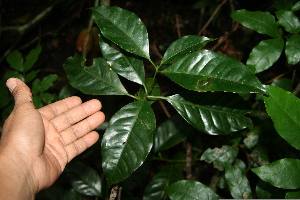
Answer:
0 153 36 200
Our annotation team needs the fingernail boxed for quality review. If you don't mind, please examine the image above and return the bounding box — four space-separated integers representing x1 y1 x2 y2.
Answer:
6 78 17 93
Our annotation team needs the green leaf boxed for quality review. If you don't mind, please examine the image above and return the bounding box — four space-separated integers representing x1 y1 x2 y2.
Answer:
143 165 184 200
63 54 128 95
24 69 41 83
161 35 215 65
285 35 300 64
166 91 253 135
276 10 300 33
102 100 156 185
91 6 150 59
231 9 282 37
249 145 269 167
292 1 300 11
5 70 24 81
243 127 259 148
224 163 252 199
23 45 42 71
33 95 43 109
252 158 300 189
65 160 102 197
255 179 272 199
6 50 24 72
162 50 266 93
264 85 300 150
100 37 145 85
154 115 192 153
246 38 284 74
32 78 41 95
40 74 58 92
59 85 76 100
166 180 220 200
286 191 300 198
200 145 239 171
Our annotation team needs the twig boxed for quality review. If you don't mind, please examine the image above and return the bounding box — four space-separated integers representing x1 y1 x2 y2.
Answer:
158 99 171 118
82 0 100 61
150 41 163 59
186 142 192 180
210 22 239 51
197 0 229 36
109 186 118 200
175 14 181 38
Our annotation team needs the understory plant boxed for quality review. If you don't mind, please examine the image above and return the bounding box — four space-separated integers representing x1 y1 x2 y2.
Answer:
40 1 300 199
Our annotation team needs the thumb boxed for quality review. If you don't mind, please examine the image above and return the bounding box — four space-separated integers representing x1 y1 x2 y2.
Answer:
6 78 33 105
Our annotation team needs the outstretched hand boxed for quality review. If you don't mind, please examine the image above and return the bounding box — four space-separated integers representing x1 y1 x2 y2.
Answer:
0 78 105 199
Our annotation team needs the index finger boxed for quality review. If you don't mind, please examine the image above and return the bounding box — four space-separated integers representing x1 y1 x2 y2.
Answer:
38 96 82 120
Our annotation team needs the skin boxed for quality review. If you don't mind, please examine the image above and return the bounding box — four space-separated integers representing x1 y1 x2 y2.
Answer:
0 78 105 199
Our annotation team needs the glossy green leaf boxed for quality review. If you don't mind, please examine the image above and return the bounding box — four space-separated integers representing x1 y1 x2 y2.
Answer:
243 127 259 148
6 50 24 72
231 9 282 37
292 1 300 11
65 160 102 197
24 45 42 71
91 6 150 59
264 85 300 150
5 70 24 81
252 158 300 189
201 145 239 171
286 191 300 198
224 163 252 199
40 74 58 92
102 100 156 185
166 180 220 200
143 165 184 200
276 10 300 33
100 37 145 85
63 54 128 95
40 92 56 104
233 159 247 173
161 35 215 65
246 38 284 74
162 50 266 93
166 91 253 135
285 35 300 65
154 115 192 153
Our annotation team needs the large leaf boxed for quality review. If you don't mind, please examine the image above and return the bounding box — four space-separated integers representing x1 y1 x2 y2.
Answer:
166 91 253 135
63 54 128 95
166 180 220 200
252 158 300 189
91 6 150 59
161 35 215 65
276 10 300 33
231 9 282 37
143 165 184 200
154 115 192 153
264 85 300 150
285 35 300 65
65 160 102 197
162 50 266 93
102 100 156 185
286 191 300 199
201 145 239 171
224 163 252 199
246 38 284 74
100 37 145 85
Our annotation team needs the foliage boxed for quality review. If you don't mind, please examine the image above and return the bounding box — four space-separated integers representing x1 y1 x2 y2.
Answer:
0 46 59 120
59 2 300 199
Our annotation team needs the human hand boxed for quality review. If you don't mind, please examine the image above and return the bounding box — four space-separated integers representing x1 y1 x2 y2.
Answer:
0 78 105 199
